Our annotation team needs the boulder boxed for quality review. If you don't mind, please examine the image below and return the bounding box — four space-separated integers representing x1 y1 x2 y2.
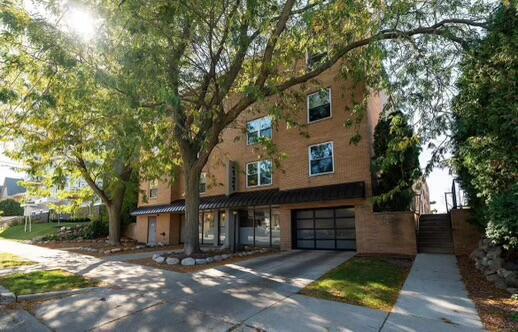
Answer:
505 271 518 288
213 255 223 262
469 248 484 260
195 258 207 265
479 238 491 250
206 257 214 263
497 268 513 279
181 257 195 266
135 245 145 250
111 248 122 253
153 255 166 264
166 257 180 265
486 247 502 259
221 254 230 260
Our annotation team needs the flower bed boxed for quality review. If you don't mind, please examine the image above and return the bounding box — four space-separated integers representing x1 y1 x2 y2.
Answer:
151 247 273 266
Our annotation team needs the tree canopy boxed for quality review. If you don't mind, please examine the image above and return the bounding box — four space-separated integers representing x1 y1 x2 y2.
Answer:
451 2 518 250
1 0 494 253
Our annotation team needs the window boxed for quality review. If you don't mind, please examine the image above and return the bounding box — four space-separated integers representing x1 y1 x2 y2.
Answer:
199 173 207 193
246 160 272 187
307 88 331 123
309 142 334 176
247 117 272 145
149 180 158 199
307 52 326 70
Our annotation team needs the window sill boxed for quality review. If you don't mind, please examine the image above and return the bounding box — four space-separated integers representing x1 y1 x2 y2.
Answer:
309 171 335 177
308 115 332 125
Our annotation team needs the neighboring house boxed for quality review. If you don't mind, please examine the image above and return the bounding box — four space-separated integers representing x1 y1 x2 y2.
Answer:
0 177 26 202
22 177 103 219
130 62 419 254
412 179 431 215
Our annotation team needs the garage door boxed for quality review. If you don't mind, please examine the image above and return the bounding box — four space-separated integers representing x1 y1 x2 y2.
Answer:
294 207 356 250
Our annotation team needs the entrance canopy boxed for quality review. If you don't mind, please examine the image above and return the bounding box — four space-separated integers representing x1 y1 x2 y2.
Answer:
131 181 365 217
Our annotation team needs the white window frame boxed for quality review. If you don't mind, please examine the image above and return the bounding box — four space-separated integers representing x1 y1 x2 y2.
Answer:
246 116 273 145
149 180 158 199
199 172 207 194
307 88 332 124
246 160 273 188
308 141 335 176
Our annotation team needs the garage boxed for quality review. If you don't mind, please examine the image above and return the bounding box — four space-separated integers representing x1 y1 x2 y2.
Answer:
293 207 356 250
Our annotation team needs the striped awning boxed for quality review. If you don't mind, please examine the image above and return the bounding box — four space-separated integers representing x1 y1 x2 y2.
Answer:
131 181 365 216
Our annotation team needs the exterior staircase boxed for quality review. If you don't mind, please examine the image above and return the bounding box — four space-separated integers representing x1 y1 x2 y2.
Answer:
418 213 454 254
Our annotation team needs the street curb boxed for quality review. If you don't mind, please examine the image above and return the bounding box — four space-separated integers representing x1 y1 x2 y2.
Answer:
16 287 101 302
0 285 16 304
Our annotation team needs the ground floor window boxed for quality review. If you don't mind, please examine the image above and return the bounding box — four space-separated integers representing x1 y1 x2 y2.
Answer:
238 207 280 247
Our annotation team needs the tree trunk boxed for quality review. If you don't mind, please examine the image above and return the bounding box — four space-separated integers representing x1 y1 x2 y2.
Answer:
106 187 125 245
183 166 202 255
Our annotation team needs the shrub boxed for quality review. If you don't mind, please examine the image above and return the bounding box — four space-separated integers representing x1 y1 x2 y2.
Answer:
0 199 23 216
372 111 421 211
451 4 518 250
88 219 109 239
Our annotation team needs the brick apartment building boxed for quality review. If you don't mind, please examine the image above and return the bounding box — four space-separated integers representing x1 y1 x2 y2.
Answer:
130 63 419 255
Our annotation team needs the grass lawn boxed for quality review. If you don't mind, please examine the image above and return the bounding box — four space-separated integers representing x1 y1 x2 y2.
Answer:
301 256 413 312
0 253 35 269
0 270 98 295
0 222 84 241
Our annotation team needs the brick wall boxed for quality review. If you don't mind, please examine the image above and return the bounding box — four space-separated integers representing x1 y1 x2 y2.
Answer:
451 208 481 255
356 205 417 256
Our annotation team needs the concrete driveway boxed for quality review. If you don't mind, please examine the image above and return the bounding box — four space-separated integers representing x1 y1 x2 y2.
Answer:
2 241 379 331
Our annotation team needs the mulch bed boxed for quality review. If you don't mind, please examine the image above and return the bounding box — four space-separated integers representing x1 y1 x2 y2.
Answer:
129 250 278 273
457 255 518 332
36 240 182 257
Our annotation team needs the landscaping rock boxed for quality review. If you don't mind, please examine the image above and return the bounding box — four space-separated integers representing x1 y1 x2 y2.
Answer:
111 248 122 253
205 257 214 263
166 257 180 265
504 271 518 288
221 254 230 260
135 245 145 250
153 255 166 264
0 286 16 305
213 255 223 262
181 257 195 266
195 258 207 265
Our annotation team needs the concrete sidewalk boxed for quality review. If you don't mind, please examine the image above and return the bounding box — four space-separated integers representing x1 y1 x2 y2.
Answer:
382 254 484 331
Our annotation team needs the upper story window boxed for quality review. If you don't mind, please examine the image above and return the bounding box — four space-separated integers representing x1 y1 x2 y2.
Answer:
149 180 158 199
247 116 272 145
307 52 326 70
309 142 334 176
307 88 332 123
199 173 207 193
246 160 272 187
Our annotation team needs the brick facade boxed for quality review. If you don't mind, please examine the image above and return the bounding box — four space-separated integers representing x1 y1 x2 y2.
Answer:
129 63 425 255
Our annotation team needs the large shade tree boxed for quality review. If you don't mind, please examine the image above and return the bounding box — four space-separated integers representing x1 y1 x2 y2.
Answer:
0 2 159 244
1 0 492 253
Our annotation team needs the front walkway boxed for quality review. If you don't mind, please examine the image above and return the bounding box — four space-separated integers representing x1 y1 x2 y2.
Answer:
382 254 484 331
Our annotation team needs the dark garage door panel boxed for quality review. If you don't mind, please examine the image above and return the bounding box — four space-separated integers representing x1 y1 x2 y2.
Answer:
294 207 356 250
